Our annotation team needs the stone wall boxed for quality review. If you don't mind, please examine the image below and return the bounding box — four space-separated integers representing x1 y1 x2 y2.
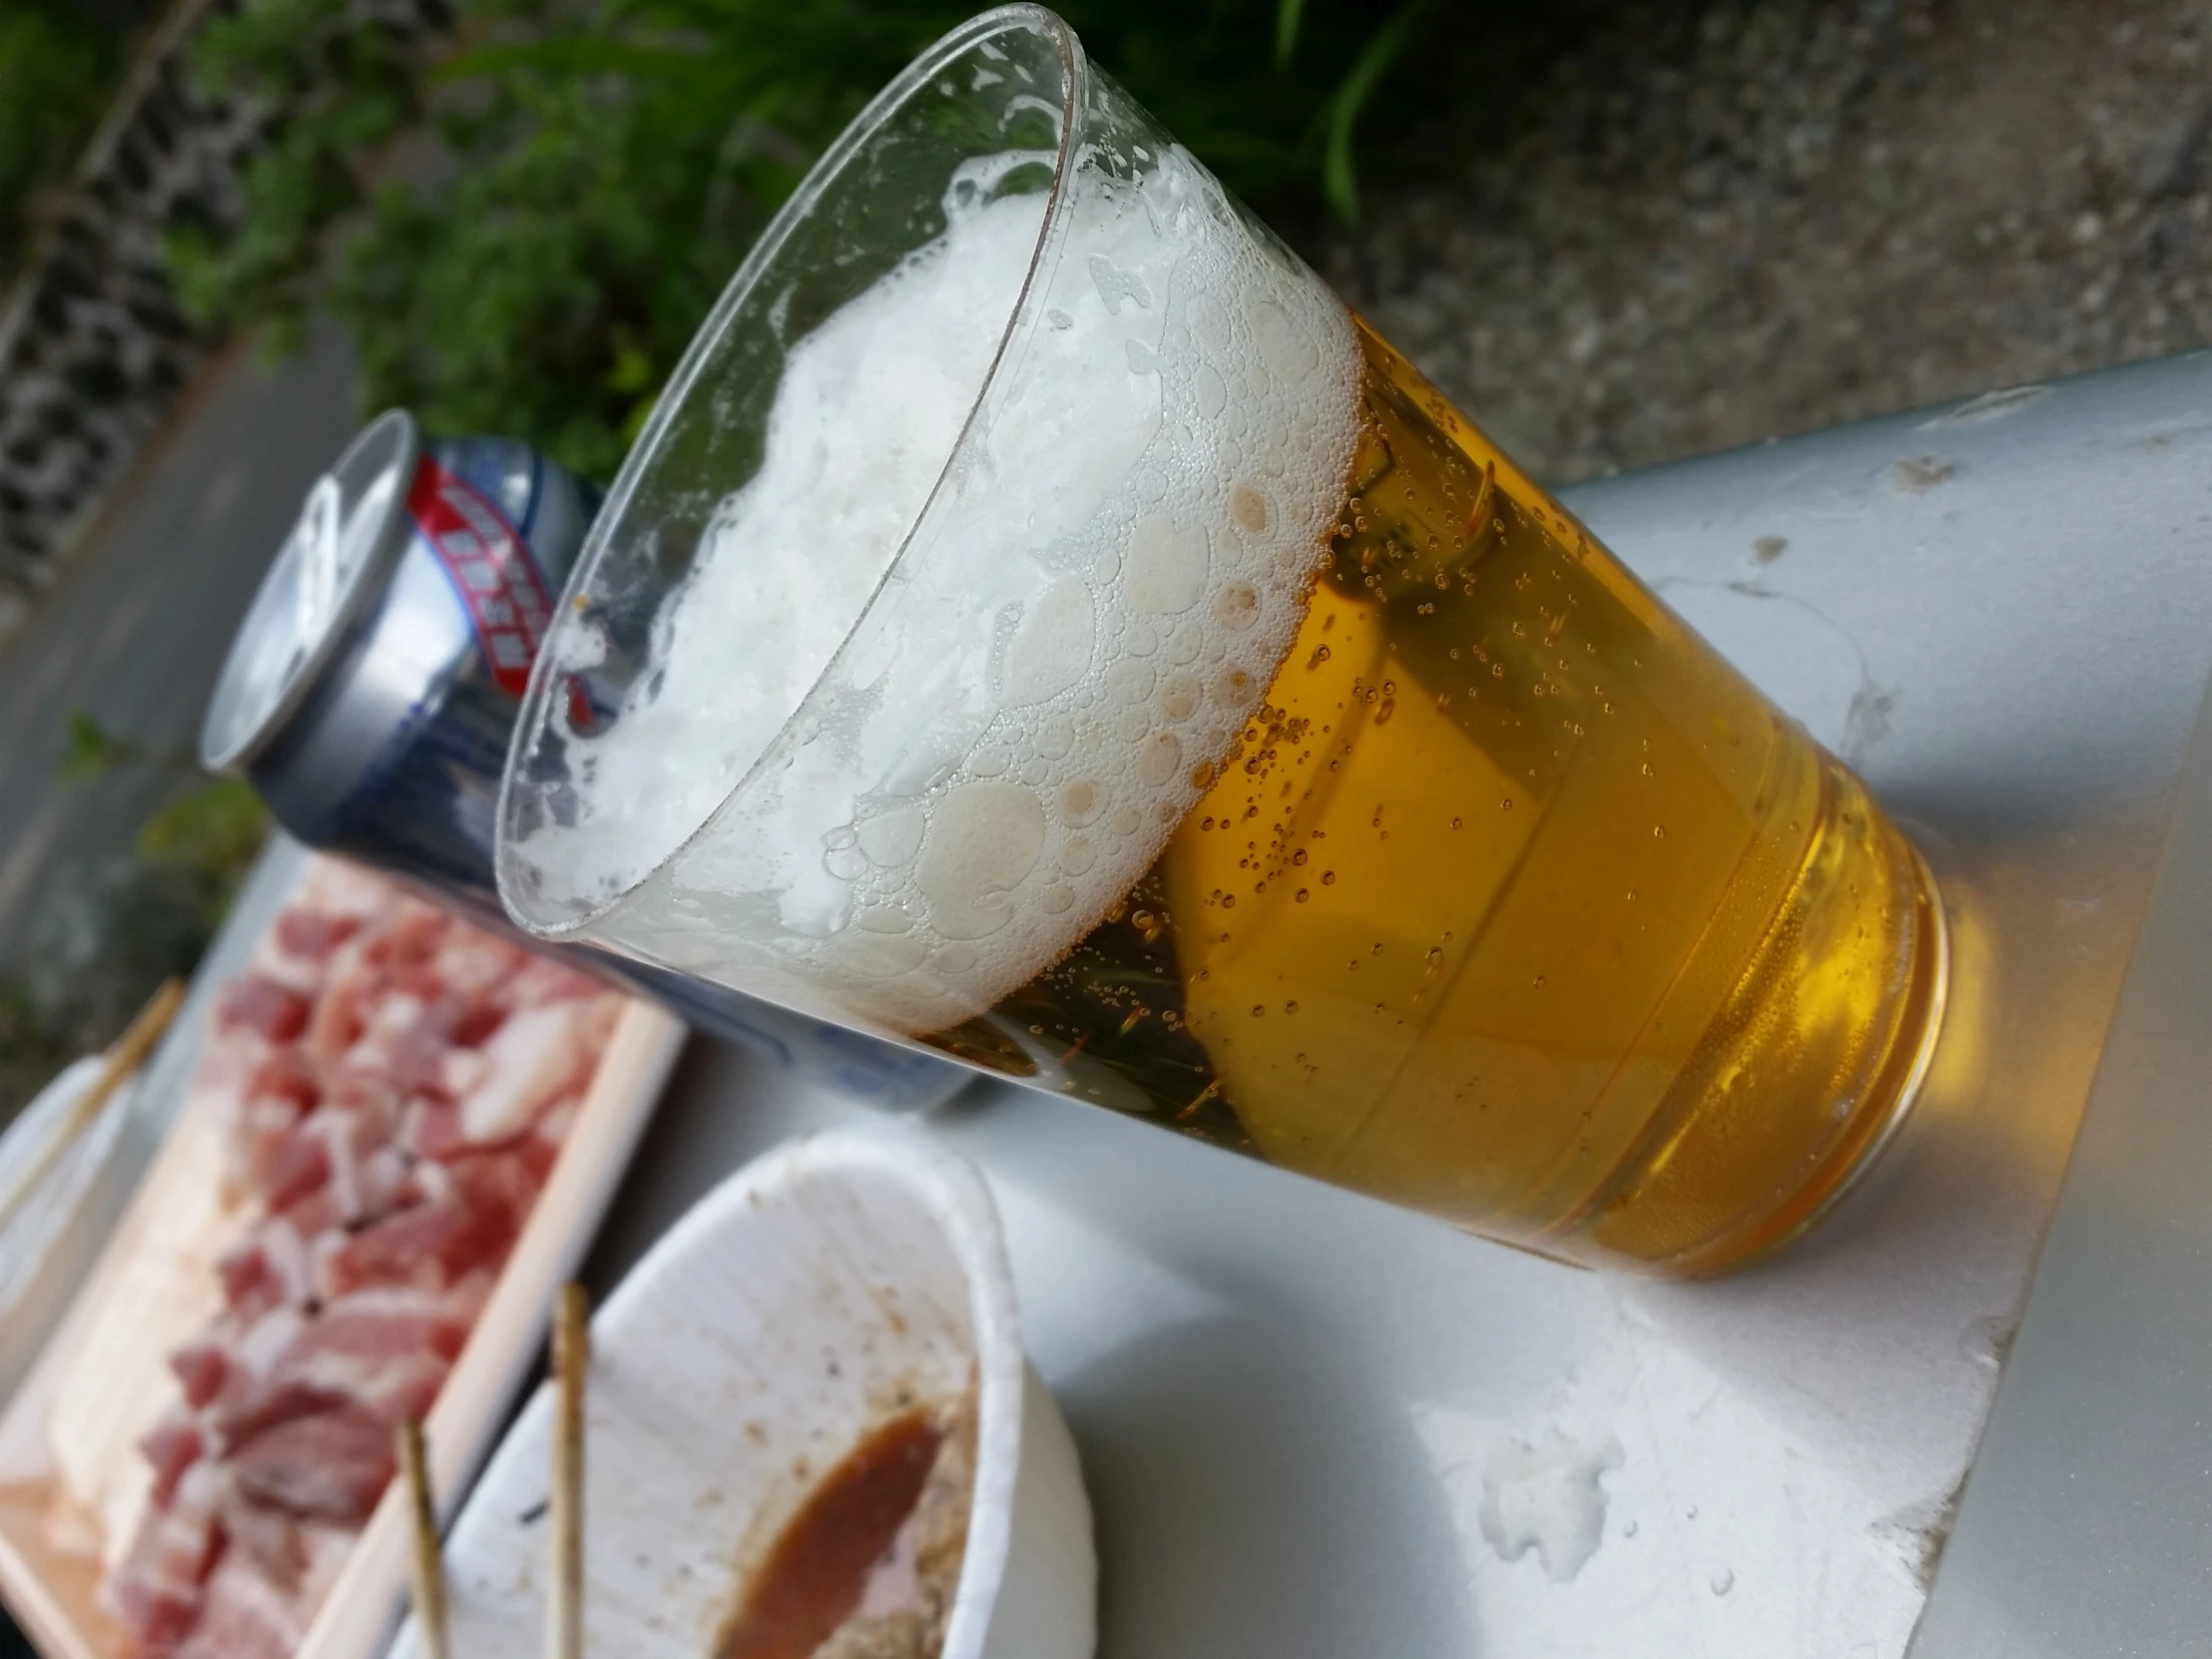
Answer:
0 0 444 639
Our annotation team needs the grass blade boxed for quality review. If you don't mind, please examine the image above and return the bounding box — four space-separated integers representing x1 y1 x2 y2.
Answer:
1322 0 1428 224
1274 0 1306 69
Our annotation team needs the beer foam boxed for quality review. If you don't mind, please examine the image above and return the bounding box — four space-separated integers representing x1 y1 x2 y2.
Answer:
522 146 1360 1032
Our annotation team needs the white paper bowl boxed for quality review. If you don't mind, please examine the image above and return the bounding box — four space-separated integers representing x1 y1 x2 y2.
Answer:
386 1128 1095 1659
0 1054 141 1404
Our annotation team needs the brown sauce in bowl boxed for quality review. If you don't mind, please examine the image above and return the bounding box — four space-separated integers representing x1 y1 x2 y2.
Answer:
716 1392 976 1659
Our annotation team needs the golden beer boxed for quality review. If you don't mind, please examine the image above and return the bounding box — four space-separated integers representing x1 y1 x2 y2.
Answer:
936 320 1945 1275
502 9 1947 1279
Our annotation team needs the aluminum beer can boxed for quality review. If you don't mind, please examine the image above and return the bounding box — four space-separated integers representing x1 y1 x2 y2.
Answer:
201 410 964 1109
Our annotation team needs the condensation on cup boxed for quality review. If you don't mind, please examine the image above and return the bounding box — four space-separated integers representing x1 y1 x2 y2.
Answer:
496 5 1948 1274
199 410 967 1110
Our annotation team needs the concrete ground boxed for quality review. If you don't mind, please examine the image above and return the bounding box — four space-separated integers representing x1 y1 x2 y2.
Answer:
1328 0 2212 481
0 327 356 974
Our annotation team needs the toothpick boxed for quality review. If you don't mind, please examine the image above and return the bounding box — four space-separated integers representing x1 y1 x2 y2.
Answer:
0 976 183 1236
398 1418 450 1659
547 1282 589 1659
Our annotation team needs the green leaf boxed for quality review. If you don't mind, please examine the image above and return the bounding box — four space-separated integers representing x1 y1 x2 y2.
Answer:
56 711 140 783
1274 0 1305 69
134 779 271 910
1321 0 1428 225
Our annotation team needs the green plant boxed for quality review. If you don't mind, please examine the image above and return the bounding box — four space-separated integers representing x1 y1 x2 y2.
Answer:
0 0 130 285
56 709 144 782
0 972 70 1125
135 776 272 913
172 0 1546 482
53 707 270 908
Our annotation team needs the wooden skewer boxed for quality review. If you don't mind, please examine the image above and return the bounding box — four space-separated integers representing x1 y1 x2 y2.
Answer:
0 976 183 1237
547 1282 589 1659
398 1418 451 1659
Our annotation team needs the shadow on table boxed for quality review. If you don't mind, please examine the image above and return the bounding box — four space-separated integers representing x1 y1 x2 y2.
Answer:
1060 1310 1474 1659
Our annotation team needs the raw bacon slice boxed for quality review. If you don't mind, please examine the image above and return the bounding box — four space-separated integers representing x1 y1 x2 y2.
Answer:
256 1105 414 1229
406 1002 605 1158
226 1402 397 1524
215 1278 488 1445
302 935 378 1068
430 932 530 1007
174 1553 309 1659
213 977 310 1044
172 1304 307 1422
508 955 605 1008
170 1338 230 1413
137 1413 205 1512
247 1049 319 1114
216 1488 309 1590
272 907 361 967
316 1189 517 1300
216 1214 316 1321
100 1461 228 1649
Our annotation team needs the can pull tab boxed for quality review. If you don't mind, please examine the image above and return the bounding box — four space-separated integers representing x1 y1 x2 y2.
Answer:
291 474 345 642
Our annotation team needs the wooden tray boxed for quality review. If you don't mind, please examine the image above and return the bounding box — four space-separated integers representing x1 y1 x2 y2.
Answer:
0 861 687 1659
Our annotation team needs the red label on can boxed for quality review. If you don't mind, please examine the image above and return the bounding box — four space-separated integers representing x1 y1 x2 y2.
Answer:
407 455 555 697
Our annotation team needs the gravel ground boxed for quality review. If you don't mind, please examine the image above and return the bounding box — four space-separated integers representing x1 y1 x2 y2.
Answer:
1325 0 2212 481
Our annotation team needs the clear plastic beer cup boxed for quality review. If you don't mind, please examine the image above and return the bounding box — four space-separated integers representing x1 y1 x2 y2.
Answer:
496 4 1947 1275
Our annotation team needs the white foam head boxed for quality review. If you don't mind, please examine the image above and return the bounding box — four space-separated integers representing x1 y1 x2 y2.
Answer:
512 132 1359 1034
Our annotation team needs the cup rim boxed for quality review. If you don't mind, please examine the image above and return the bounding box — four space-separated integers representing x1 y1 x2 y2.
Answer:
496 4 1087 940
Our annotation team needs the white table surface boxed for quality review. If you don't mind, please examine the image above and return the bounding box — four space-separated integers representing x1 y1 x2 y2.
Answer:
567 351 2212 1657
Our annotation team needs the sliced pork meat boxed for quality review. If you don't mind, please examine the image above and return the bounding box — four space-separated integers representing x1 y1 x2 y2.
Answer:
136 1413 205 1512
316 1188 518 1299
227 1400 402 1524
100 1461 229 1650
406 1000 611 1159
271 907 361 968
213 977 311 1044
217 1490 309 1591
173 1553 310 1659
214 1279 486 1449
105 857 625 1656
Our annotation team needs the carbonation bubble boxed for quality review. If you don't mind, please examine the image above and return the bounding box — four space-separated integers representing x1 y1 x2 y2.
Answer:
1001 576 1095 706
1251 298 1318 383
1213 582 1261 631
1230 483 1273 537
1125 514 1210 613
1135 731 1183 787
1194 363 1228 417
1060 779 1105 827
1105 660 1155 705
1035 717 1075 759
915 782 1045 940
1188 291 1231 350
858 809 925 866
